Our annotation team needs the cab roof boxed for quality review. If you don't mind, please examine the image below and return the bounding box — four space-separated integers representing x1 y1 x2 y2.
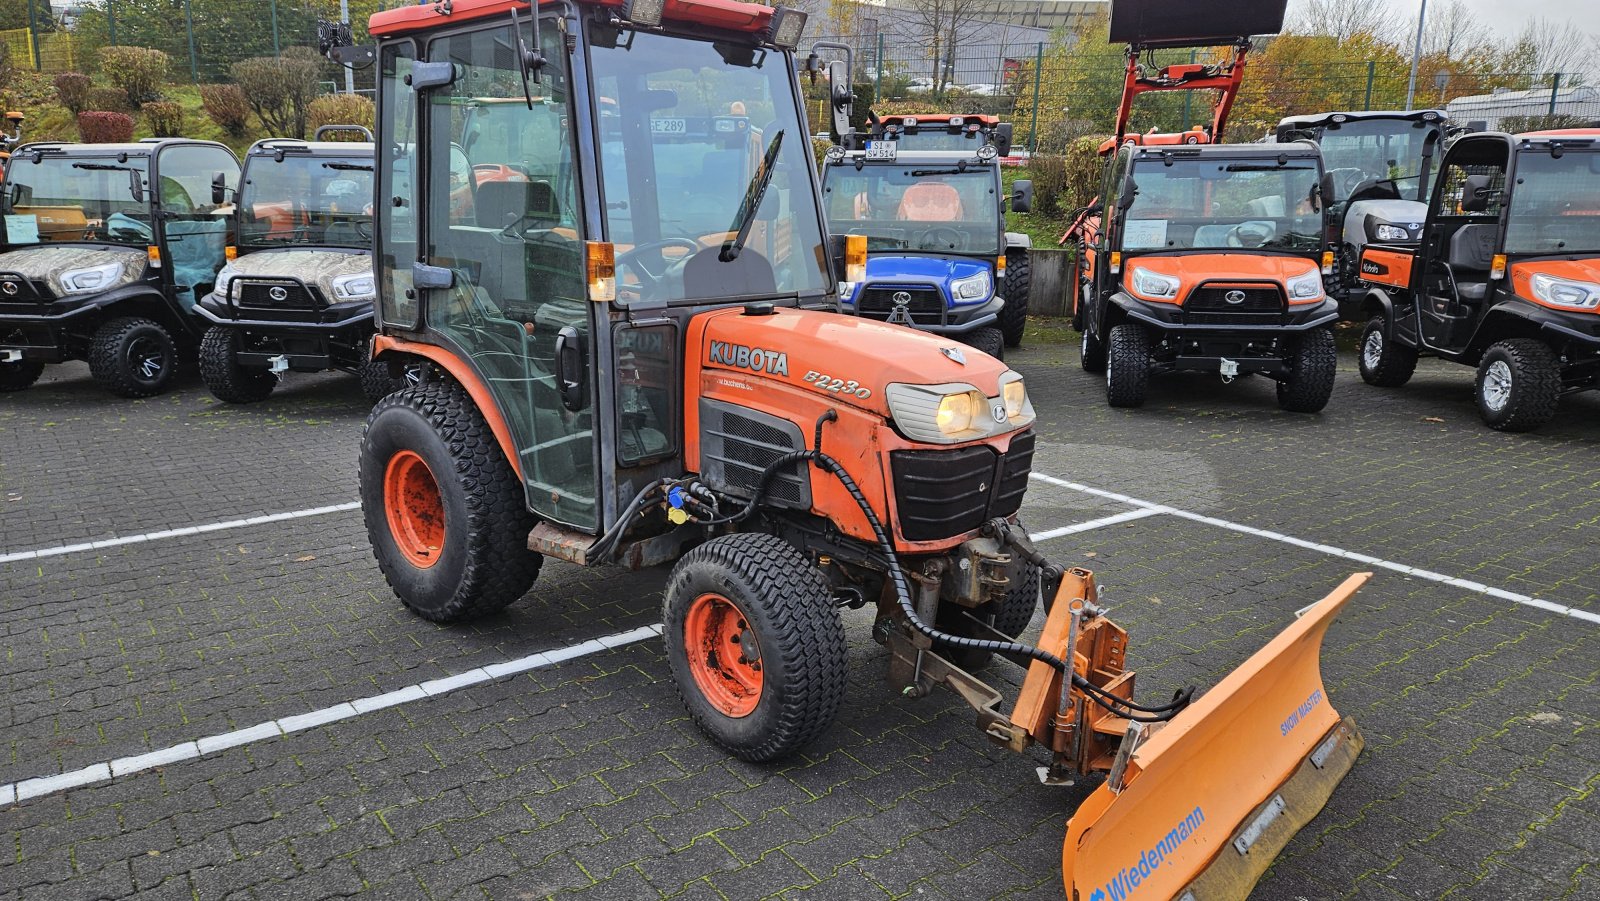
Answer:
247 140 376 157
1130 140 1320 162
1275 109 1446 129
369 0 777 38
1517 128 1600 141
12 138 231 156
829 148 998 166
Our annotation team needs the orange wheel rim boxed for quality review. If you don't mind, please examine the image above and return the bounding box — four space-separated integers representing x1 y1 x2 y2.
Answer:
684 593 763 718
384 450 445 569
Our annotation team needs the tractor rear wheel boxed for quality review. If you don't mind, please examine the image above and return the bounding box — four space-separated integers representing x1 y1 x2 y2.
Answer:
1475 339 1560 432
1000 248 1031 347
663 532 847 762
0 359 44 392
199 326 277 404
89 316 179 398
360 379 542 621
1105 322 1150 407
1276 328 1337 413
937 562 1040 671
1357 316 1417 387
966 326 1005 361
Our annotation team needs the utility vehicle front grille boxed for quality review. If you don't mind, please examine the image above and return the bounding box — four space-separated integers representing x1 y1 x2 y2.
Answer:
1185 284 1285 313
890 429 1034 542
0 274 52 307
856 286 945 326
238 279 320 312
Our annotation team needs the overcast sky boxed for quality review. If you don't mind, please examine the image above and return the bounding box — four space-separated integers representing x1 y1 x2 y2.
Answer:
1377 0 1597 40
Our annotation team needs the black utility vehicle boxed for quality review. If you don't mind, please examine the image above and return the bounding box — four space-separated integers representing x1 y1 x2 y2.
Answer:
0 139 239 396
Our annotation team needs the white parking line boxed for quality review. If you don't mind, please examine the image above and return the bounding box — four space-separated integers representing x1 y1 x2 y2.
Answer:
1030 472 1600 626
1029 508 1165 542
0 502 363 565
0 623 663 808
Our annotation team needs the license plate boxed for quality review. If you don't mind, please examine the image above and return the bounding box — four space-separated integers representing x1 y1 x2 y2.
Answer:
650 117 687 135
864 141 897 161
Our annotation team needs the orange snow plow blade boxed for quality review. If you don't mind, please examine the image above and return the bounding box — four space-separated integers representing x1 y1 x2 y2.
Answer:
1061 573 1370 901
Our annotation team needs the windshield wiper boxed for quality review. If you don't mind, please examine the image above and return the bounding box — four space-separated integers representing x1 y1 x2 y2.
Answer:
910 166 968 177
720 129 783 263
1225 163 1316 172
72 162 140 172
323 162 374 172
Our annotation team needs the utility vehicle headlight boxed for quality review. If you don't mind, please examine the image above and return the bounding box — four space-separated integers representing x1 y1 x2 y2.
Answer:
1530 273 1600 310
999 370 1032 421
951 271 991 302
838 280 858 303
332 272 377 301
1286 269 1325 301
60 261 124 295
1129 267 1179 299
1374 224 1411 242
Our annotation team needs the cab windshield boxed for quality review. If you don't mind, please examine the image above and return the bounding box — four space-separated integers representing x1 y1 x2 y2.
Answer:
1505 149 1600 255
592 30 828 304
238 153 374 250
1 153 151 245
822 166 999 255
1313 119 1437 201
891 128 992 152
1123 157 1323 252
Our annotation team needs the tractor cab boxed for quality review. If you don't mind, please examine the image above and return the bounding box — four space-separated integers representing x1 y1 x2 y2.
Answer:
1355 130 1600 429
0 139 240 396
1275 109 1448 316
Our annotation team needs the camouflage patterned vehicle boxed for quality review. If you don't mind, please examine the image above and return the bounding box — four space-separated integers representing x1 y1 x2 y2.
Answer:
0 139 240 396
195 130 396 403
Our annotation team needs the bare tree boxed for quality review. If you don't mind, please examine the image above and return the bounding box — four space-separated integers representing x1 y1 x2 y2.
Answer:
1420 0 1492 61
1289 0 1402 43
1504 18 1595 81
890 0 989 93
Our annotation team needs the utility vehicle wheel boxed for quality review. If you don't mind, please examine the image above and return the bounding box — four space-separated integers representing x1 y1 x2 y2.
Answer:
198 326 277 404
966 326 1005 361
937 562 1040 671
1000 249 1031 348
1475 339 1561 432
89 316 178 398
360 379 542 621
359 357 404 404
1105 323 1150 408
1079 326 1106 373
1277 328 1337 413
1357 317 1417 387
663 532 847 762
0 359 44 392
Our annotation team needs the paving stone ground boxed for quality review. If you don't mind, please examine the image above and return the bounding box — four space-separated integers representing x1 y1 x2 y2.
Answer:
2 328 1597 901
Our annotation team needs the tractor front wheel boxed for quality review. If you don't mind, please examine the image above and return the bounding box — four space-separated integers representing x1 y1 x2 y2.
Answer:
359 379 542 621
0 359 44 392
937 562 1040 671
965 326 1005 361
1105 322 1150 408
1000 248 1031 348
663 533 847 762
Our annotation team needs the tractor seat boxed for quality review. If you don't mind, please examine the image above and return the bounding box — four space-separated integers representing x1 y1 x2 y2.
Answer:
1448 224 1496 303
898 183 964 221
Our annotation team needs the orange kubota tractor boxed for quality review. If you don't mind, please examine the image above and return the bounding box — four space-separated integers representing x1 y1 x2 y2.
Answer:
356 0 1366 895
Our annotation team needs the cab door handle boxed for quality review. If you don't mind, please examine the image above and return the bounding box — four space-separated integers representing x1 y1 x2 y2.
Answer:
554 325 586 412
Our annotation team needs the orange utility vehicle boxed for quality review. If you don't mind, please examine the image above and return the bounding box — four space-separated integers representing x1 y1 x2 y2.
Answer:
357 0 1364 894
1355 129 1600 431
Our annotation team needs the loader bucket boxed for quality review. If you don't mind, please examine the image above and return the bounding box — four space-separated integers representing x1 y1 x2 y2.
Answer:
1061 573 1370 901
1108 0 1287 47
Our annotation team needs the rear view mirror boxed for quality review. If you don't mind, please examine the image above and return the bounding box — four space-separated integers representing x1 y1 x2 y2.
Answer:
994 123 1013 158
827 59 851 140
1011 179 1032 214
1460 173 1495 213
128 169 144 204
211 171 228 205
642 89 679 112
1117 178 1138 211
408 60 457 91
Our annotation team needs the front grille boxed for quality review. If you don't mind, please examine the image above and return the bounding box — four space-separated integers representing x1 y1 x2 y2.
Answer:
857 286 945 326
0 273 52 307
890 429 1034 541
238 279 321 312
699 400 810 509
1182 311 1284 326
1185 284 1285 313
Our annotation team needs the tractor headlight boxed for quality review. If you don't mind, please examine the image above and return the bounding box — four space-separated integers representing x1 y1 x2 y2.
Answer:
935 391 977 434
1373 223 1411 242
999 370 1032 421
950 271 991 303
331 272 377 301
1286 269 1325 301
885 378 1034 443
1529 273 1600 310
1129 267 1179 299
59 261 125 295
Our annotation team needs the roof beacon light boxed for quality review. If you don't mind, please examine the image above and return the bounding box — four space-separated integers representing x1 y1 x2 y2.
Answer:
767 7 807 50
622 0 666 28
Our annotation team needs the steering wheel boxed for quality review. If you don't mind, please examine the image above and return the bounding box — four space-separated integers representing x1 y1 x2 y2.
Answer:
1226 221 1275 248
914 226 965 251
616 238 702 292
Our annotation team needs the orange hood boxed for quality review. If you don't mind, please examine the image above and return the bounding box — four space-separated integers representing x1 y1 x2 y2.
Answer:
1127 253 1322 304
694 307 1009 417
1510 259 1600 311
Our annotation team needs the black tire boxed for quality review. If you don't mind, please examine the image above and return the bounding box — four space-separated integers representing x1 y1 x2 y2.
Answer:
1105 322 1150 408
198 326 277 404
937 562 1040 671
88 316 179 398
1000 248 1030 348
1474 339 1561 432
359 357 403 404
1277 328 1338 413
0 359 45 393
965 326 1005 361
359 379 542 622
1079 325 1106 373
1357 316 1417 388
663 532 847 762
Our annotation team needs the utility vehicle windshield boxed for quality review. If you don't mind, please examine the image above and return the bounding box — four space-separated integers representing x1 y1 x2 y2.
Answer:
1 152 151 245
1122 157 1323 251
238 153 374 250
592 30 828 304
822 165 1000 255
1311 119 1438 201
889 127 993 152
1504 148 1600 255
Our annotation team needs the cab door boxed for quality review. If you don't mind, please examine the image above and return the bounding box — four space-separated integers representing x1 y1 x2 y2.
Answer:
403 18 601 532
1412 138 1509 353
